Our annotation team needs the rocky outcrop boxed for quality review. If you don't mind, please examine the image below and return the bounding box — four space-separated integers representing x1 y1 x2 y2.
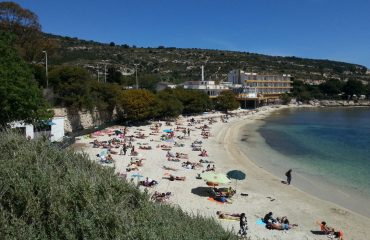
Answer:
53 108 117 133
318 100 370 107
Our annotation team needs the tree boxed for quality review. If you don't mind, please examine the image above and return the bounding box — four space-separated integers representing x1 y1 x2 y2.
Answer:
214 90 239 112
154 89 183 118
280 93 292 104
90 82 121 113
173 88 211 114
342 79 364 98
0 2 57 61
109 41 115 47
107 66 122 84
319 79 342 97
117 89 156 121
0 32 52 125
49 66 95 110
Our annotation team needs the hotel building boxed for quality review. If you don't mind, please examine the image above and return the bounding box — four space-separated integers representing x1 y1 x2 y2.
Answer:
228 70 293 96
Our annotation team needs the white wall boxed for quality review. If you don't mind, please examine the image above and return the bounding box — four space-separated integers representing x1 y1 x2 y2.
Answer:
51 117 65 142
8 121 34 139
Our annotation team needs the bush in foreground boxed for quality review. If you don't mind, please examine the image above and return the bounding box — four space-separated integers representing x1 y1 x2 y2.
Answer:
0 132 236 239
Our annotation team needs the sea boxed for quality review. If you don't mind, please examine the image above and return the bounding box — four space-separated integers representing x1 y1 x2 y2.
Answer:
239 107 370 217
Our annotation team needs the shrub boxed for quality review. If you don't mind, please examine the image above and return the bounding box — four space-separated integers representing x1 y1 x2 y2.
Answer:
0 132 236 239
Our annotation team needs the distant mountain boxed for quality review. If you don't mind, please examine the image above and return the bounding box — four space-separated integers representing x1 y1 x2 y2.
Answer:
46 33 370 84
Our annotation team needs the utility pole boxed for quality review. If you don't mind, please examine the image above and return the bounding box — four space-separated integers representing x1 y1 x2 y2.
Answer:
134 63 139 89
97 64 100 82
104 63 107 83
42 51 48 88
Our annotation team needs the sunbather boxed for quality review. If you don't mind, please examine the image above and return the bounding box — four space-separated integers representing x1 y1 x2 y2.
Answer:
140 177 158 187
216 211 241 220
151 191 172 202
163 174 186 181
266 222 298 230
317 220 343 239
176 152 188 159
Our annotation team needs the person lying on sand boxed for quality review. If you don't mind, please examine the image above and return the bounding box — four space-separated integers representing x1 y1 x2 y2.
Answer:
199 149 208 157
199 159 214 164
202 164 215 172
140 177 158 187
139 145 152 150
163 174 186 181
176 152 188 159
162 166 177 171
266 221 298 230
151 191 172 202
167 157 180 162
130 160 143 166
216 211 241 220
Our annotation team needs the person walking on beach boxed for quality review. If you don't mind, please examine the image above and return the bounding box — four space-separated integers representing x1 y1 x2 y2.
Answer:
122 143 127 155
187 128 190 136
285 169 292 185
238 213 248 237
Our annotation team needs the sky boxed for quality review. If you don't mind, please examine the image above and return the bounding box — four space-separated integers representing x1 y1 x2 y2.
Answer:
11 0 370 68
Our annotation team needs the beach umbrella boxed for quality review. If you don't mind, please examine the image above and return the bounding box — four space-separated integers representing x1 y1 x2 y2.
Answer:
227 170 246 180
131 173 144 184
131 173 144 179
163 129 173 133
227 170 246 190
115 130 123 135
201 172 230 185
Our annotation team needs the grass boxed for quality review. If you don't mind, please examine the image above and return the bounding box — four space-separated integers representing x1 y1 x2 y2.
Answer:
0 132 237 239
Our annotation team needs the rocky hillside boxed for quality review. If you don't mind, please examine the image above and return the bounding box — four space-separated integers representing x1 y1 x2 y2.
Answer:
47 33 370 84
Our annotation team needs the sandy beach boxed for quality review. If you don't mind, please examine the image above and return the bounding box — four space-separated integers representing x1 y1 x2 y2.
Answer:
75 105 370 240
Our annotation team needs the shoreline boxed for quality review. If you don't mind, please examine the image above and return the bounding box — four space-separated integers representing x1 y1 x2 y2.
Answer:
75 105 370 240
236 107 370 218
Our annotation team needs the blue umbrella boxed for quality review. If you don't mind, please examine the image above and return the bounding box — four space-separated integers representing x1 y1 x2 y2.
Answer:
163 129 173 133
131 173 144 179
227 170 246 190
227 170 246 180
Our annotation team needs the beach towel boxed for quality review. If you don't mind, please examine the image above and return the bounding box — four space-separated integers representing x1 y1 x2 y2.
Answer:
207 197 225 204
256 219 266 226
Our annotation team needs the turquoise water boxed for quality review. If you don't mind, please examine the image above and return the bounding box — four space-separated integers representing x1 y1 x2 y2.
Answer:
240 107 370 216
258 108 370 197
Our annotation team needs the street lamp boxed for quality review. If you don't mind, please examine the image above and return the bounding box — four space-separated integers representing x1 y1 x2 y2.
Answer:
42 51 48 88
134 63 140 89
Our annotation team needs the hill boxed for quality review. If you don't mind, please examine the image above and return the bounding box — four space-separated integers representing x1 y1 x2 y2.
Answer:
47 33 369 84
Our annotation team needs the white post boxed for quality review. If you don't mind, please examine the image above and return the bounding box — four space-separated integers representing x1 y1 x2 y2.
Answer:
201 65 204 81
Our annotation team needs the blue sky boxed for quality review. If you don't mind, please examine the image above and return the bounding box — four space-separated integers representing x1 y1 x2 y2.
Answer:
13 0 370 68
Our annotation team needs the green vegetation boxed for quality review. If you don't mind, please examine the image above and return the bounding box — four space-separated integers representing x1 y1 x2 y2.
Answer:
0 132 236 239
0 32 52 125
45 34 370 86
214 91 240 112
291 79 369 102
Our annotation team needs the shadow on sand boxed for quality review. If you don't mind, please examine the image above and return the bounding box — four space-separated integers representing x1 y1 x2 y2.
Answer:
191 187 211 197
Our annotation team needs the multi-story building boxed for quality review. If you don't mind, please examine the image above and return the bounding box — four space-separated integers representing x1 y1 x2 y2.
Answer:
228 70 293 96
183 80 229 97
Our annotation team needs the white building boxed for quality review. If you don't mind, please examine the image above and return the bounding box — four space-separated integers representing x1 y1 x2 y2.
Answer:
183 65 230 97
8 116 65 142
228 70 293 96
183 80 230 97
156 82 177 92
